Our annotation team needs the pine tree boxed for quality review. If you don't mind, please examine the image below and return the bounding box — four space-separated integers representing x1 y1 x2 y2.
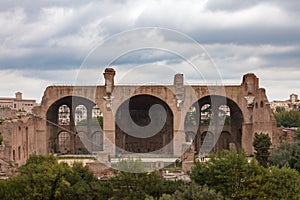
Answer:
253 132 271 167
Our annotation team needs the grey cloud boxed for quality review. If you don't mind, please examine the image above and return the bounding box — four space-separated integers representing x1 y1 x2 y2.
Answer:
204 0 300 13
204 0 262 11
0 0 300 101
110 49 182 66
190 27 300 45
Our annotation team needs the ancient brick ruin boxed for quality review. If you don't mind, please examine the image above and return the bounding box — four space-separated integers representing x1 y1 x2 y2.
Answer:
0 68 286 174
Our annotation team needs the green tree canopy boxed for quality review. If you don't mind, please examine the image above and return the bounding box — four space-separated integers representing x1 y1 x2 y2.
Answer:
0 155 113 200
190 150 251 199
170 182 224 200
270 141 300 172
275 110 300 127
110 165 183 200
253 132 272 167
190 150 300 199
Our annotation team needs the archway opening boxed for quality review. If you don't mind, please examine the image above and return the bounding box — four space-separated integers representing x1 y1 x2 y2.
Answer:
58 105 70 125
184 95 243 154
58 131 70 154
75 105 87 125
46 96 103 154
115 94 173 155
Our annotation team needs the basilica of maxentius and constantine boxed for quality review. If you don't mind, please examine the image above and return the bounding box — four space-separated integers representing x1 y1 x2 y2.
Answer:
0 68 291 175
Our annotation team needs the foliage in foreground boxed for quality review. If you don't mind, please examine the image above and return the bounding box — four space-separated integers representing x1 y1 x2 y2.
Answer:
110 169 183 199
1 151 300 200
0 155 113 200
161 182 224 200
270 141 300 172
0 155 183 200
190 150 300 200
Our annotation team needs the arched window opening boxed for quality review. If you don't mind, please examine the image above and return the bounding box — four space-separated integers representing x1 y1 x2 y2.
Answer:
260 101 264 108
92 105 103 127
185 106 197 127
219 105 231 125
0 132 2 145
75 105 87 125
58 131 70 154
58 105 70 125
200 104 211 125
13 150 16 161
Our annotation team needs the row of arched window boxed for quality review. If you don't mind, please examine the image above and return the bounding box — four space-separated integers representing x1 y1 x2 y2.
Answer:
57 131 103 154
185 104 231 126
58 105 102 126
255 101 264 108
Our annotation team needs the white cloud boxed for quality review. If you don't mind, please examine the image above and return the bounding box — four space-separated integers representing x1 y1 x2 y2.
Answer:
0 0 299 102
0 70 49 101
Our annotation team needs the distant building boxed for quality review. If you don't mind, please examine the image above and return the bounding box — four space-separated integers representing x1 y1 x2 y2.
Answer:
270 93 300 112
0 92 38 113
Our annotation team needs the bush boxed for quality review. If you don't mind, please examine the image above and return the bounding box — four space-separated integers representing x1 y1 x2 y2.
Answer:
171 183 224 200
0 155 113 200
270 141 300 172
190 150 300 199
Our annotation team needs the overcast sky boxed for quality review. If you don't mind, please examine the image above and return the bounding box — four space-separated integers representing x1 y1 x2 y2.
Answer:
0 0 300 102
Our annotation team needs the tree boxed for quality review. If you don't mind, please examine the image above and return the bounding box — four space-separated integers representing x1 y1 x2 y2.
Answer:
275 106 285 113
159 194 172 200
262 166 300 199
171 182 224 200
190 150 251 199
110 170 182 199
0 155 113 200
253 132 271 167
117 157 146 173
190 150 300 199
270 141 300 172
275 110 300 127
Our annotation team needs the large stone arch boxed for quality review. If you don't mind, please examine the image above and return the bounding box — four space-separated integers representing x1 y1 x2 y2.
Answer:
46 96 103 154
112 86 178 119
115 94 174 156
184 95 244 154
40 86 107 114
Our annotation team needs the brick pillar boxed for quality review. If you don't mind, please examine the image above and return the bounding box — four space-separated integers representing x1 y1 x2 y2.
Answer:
103 110 115 157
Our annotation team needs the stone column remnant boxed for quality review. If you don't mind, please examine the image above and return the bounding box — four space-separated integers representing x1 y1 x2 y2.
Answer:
173 73 184 110
103 68 116 110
